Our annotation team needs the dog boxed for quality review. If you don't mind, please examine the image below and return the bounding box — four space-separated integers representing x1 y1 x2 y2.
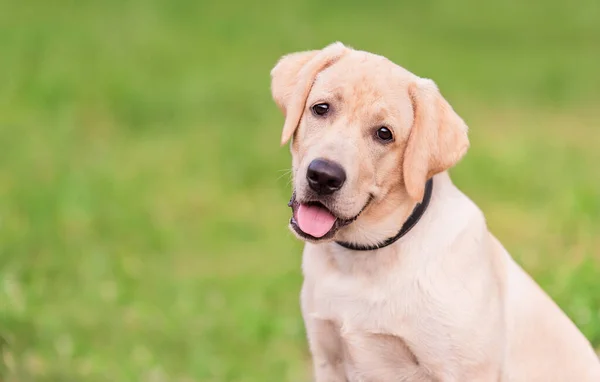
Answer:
270 42 600 381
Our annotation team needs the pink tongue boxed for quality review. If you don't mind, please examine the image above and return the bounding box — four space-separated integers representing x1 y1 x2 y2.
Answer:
297 203 337 238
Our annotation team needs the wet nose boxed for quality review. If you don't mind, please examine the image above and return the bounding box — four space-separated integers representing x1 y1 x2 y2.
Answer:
306 159 347 195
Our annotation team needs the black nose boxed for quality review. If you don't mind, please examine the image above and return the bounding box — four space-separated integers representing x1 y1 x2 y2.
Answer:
306 159 347 195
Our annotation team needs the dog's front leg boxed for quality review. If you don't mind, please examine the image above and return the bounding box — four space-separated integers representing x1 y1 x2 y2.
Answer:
301 283 347 382
306 318 347 382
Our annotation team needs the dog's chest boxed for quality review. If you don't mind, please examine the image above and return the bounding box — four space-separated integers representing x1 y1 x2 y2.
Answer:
306 256 438 381
307 248 421 331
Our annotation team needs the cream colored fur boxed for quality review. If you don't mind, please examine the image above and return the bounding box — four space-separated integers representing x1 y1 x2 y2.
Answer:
270 42 600 381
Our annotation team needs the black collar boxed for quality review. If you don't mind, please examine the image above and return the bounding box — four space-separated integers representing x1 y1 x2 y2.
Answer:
335 178 434 251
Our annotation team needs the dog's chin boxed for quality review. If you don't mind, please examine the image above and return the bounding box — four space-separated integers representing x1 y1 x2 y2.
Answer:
287 193 372 243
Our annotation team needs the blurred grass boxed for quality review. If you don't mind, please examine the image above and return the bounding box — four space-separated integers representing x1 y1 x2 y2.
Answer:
0 0 599 380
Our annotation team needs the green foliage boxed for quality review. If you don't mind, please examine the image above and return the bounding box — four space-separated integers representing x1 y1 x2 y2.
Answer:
0 0 598 380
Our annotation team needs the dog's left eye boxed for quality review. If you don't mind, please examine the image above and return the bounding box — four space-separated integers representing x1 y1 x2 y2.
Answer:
312 103 330 116
376 127 393 142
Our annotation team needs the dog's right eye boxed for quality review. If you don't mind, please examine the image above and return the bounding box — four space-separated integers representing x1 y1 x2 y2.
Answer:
376 127 394 142
311 103 330 116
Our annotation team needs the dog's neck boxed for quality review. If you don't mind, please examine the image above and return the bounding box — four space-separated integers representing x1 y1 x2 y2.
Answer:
333 176 440 249
335 179 433 251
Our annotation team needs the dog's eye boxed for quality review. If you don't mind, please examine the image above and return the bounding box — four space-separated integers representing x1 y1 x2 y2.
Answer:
311 103 330 116
376 127 393 142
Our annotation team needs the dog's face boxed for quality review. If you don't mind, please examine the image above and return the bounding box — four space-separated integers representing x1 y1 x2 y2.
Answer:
271 43 469 245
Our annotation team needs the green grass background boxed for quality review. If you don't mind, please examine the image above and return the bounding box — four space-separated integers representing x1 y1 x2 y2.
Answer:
0 0 599 380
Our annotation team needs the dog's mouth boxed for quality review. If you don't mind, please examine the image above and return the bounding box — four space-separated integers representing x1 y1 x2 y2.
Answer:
287 193 372 241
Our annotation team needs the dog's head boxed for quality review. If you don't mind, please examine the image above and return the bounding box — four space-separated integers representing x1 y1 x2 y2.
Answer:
271 42 469 246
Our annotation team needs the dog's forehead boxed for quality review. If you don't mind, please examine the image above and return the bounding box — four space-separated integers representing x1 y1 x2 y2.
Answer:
313 52 412 101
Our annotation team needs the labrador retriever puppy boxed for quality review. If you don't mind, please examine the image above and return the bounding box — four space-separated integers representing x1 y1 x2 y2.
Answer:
270 42 600 381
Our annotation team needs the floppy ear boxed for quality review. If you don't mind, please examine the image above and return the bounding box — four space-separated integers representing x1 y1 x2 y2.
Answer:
270 42 348 145
403 78 470 201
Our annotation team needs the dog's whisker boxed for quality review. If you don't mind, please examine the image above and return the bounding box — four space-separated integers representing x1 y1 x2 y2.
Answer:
275 169 293 182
